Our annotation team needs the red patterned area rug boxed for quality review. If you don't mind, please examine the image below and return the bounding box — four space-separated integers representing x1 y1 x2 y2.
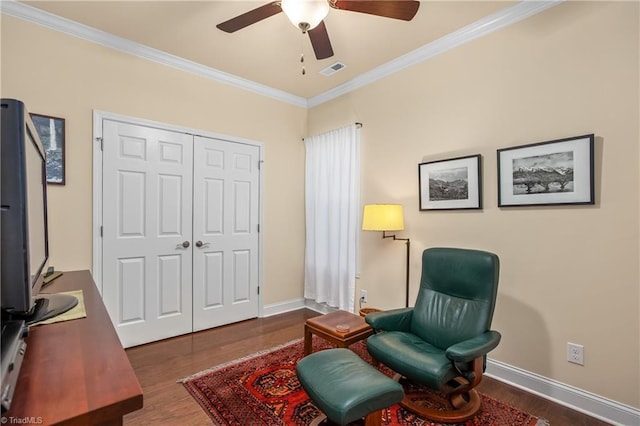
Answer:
180 338 544 426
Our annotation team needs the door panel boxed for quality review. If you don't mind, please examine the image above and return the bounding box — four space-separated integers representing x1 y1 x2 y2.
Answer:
233 181 251 233
233 250 251 301
118 257 145 323
118 171 145 237
102 120 193 347
158 254 183 316
192 136 260 331
158 175 184 235
204 178 224 234
203 251 224 307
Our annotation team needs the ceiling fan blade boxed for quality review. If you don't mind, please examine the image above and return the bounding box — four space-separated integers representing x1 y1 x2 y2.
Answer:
216 2 282 33
333 0 420 21
308 21 334 60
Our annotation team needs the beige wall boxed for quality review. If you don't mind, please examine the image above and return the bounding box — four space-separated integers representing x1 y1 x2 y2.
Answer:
0 15 307 306
2 0 639 411
309 1 639 408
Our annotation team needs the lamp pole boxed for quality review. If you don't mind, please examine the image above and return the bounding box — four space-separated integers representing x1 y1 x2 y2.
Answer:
382 231 410 308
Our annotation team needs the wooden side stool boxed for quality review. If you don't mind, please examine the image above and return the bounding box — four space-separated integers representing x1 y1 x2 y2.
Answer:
304 310 374 355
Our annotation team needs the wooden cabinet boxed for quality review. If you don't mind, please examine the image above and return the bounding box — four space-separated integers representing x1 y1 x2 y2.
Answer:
3 270 143 425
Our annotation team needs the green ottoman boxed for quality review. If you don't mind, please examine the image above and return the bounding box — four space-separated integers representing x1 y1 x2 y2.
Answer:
296 348 404 426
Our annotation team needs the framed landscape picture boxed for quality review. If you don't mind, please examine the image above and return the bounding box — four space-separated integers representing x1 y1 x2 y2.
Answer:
30 113 66 185
419 154 482 210
497 134 594 207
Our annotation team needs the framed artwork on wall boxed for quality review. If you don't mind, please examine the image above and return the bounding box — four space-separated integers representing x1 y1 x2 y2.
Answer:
419 154 482 210
497 134 594 207
30 113 66 185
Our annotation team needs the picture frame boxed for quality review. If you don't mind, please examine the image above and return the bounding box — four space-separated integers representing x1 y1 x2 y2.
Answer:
30 113 66 185
419 154 482 210
497 134 594 207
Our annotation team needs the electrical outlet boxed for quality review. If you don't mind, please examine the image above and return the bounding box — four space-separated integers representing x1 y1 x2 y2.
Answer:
567 342 584 365
360 289 368 303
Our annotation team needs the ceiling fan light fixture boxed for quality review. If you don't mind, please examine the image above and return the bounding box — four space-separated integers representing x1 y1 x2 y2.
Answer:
281 0 330 32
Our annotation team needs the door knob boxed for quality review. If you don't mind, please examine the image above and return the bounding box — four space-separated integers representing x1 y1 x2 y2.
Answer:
181 241 190 248
195 241 210 248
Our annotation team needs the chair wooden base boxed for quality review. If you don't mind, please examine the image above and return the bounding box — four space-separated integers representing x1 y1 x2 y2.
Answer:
391 357 485 424
400 389 481 424
314 409 383 426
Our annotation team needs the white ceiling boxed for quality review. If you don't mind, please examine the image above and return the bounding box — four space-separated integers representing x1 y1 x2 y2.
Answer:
9 1 558 104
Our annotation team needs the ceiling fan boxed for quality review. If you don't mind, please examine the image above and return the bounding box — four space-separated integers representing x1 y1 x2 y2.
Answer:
216 0 420 60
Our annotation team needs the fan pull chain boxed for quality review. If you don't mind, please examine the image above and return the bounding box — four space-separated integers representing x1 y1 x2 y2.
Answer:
300 33 306 76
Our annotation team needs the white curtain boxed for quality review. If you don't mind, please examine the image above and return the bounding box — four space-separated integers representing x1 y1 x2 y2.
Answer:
304 124 360 312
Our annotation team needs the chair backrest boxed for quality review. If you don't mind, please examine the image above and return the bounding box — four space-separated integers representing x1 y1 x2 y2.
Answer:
410 247 500 350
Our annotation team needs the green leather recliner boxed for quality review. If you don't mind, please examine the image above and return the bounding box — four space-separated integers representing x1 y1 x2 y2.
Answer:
365 247 501 423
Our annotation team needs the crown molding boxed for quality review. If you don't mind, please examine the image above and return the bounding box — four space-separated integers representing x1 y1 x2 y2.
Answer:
307 0 563 107
0 0 309 108
2 0 561 109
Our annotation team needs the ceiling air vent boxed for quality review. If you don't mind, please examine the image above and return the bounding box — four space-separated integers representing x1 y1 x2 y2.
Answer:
320 62 347 77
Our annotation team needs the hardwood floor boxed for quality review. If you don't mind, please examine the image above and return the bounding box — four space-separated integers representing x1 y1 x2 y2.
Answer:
124 309 611 425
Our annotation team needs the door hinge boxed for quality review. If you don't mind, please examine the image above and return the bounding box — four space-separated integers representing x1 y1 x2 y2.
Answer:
100 226 103 237
96 137 103 151
258 160 264 170
257 223 260 233
257 286 260 295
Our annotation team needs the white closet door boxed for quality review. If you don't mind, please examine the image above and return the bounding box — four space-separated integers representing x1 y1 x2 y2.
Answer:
192 135 260 331
102 120 193 347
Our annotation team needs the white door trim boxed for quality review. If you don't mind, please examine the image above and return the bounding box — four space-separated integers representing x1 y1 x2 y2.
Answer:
92 110 264 318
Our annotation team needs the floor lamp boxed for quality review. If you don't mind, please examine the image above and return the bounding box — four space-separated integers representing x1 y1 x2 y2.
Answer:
362 204 410 308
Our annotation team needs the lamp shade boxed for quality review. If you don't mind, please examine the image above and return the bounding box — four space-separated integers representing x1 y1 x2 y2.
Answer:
281 0 329 30
362 204 404 231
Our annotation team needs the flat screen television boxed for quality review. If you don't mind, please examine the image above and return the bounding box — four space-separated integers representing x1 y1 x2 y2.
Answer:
1 99 76 324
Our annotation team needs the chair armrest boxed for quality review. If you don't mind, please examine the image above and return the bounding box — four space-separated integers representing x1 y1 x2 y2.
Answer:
445 330 501 362
365 308 413 331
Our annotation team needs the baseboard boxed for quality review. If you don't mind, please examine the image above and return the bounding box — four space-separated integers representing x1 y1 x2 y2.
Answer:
486 358 640 426
261 298 335 317
302 299 337 314
261 298 306 317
